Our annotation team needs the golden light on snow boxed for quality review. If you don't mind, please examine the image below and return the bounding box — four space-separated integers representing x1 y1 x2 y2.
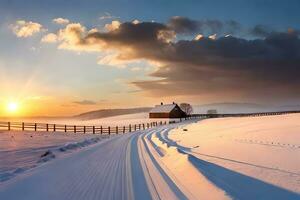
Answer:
7 102 19 113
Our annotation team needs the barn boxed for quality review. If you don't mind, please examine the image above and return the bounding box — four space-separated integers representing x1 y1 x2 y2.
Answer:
149 103 187 118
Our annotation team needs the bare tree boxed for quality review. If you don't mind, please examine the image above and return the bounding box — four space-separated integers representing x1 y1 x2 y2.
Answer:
180 103 193 115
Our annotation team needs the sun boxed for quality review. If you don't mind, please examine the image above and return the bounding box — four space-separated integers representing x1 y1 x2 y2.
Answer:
7 102 19 113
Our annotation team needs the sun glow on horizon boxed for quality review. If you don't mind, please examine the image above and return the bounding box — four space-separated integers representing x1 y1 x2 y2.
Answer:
7 102 19 113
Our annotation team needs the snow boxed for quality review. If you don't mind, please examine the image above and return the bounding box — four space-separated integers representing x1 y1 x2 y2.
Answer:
142 128 230 200
169 114 300 195
2 112 173 126
0 130 107 183
1 114 300 199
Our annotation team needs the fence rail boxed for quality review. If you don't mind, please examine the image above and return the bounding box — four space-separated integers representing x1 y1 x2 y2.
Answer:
1 110 299 134
189 110 300 118
0 117 199 134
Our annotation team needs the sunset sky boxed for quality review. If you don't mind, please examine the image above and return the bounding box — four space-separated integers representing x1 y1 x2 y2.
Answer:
0 0 300 117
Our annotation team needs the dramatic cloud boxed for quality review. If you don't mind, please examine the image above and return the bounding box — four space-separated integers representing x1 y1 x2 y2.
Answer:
104 20 121 31
250 24 273 37
167 16 199 33
47 17 300 100
248 25 300 38
41 33 58 43
53 17 70 24
11 20 43 37
133 32 300 100
73 100 97 105
167 16 240 35
57 23 101 51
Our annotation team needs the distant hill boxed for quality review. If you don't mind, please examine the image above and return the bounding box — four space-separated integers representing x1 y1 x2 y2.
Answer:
193 102 300 114
74 107 152 120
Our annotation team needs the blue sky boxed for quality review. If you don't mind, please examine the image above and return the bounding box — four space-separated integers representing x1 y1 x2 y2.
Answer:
2 0 300 27
0 0 300 116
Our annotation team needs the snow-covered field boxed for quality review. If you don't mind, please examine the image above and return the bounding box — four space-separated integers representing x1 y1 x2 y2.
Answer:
0 130 108 183
2 112 172 126
0 114 299 200
169 114 300 195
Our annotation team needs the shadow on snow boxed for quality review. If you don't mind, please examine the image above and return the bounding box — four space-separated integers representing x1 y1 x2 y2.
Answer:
187 154 300 200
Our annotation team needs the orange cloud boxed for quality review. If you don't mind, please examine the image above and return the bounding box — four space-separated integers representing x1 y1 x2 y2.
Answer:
104 20 121 31
53 17 70 24
11 20 43 37
41 33 58 43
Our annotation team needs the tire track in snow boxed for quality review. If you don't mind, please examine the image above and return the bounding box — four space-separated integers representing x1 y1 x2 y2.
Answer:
130 133 153 200
138 128 188 200
144 128 231 200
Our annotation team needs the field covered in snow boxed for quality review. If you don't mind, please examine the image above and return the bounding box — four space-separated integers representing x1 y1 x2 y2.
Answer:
0 112 172 127
169 114 300 194
0 114 299 200
0 130 108 182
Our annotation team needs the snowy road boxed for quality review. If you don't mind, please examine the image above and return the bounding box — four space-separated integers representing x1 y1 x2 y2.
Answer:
0 132 141 200
1 120 300 200
0 126 183 200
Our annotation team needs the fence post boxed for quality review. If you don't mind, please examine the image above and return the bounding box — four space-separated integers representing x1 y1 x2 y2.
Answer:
101 126 103 134
83 126 86 134
65 125 67 132
53 124 56 132
34 123 37 131
129 124 131 132
93 126 95 134
8 122 10 131
46 124 49 132
143 124 145 130
108 126 110 135
123 126 125 133
74 125 76 133
139 124 141 130
22 122 25 131
134 124 136 131
116 126 118 134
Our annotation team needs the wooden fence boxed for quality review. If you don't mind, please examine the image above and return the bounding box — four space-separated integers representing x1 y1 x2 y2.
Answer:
0 110 299 134
0 118 195 134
